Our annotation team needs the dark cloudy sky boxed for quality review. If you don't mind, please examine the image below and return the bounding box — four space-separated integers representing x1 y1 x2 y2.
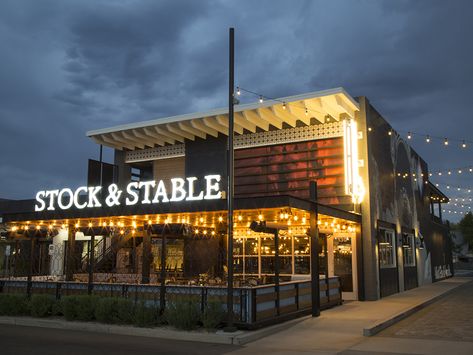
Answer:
1 0 472 218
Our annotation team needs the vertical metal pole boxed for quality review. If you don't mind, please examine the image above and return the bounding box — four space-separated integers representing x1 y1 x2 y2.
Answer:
88 231 95 295
310 181 320 317
66 225 75 281
225 27 236 332
99 144 103 187
142 226 151 284
132 234 137 274
324 234 329 303
159 225 167 312
27 232 35 298
274 230 280 316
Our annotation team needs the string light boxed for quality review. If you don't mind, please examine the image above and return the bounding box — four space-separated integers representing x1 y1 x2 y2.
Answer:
238 87 473 156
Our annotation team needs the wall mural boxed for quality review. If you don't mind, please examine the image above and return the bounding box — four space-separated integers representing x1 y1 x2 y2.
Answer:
367 105 452 286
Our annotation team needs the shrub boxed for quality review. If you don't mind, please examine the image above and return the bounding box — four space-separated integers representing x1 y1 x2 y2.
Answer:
133 301 160 328
201 301 225 330
0 294 29 316
95 297 134 324
164 298 200 330
62 295 98 321
29 294 55 318
52 298 63 316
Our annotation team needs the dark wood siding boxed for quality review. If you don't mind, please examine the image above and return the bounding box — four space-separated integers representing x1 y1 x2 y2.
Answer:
234 137 350 207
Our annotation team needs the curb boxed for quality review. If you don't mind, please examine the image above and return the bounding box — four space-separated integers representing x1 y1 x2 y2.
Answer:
0 315 306 345
363 280 470 337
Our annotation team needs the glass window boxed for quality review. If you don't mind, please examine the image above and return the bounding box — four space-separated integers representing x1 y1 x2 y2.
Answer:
294 235 309 255
294 256 310 274
244 238 258 256
402 233 415 267
260 235 275 256
379 229 396 268
261 256 275 274
233 238 243 256
279 235 292 255
245 257 258 274
279 256 292 274
233 256 243 273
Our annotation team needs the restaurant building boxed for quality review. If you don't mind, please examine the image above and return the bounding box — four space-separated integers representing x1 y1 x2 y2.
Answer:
0 87 453 308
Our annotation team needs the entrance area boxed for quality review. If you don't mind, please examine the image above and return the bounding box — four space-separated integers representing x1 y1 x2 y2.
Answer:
328 232 358 300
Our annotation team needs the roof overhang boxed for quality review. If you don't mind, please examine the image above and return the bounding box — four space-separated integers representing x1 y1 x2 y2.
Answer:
86 87 359 151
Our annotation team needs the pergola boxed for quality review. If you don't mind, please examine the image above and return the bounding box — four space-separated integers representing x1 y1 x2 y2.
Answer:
86 87 360 151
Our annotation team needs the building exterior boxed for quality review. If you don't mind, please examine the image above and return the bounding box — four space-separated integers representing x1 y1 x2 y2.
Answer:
0 87 453 303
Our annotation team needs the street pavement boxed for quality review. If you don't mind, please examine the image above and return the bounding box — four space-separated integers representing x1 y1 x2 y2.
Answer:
0 324 241 355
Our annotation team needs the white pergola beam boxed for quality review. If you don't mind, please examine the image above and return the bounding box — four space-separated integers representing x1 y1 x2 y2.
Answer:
155 126 185 143
271 104 298 127
178 122 206 139
103 134 136 150
191 119 218 137
143 127 175 145
216 115 244 135
202 116 229 135
234 112 256 133
304 98 329 123
111 132 145 149
287 101 311 125
242 110 270 131
166 123 195 141
122 131 153 148
132 129 165 146
257 107 283 129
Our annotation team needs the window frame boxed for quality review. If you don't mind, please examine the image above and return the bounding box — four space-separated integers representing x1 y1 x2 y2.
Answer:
379 228 397 269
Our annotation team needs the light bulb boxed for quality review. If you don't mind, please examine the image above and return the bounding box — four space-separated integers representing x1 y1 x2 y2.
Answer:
444 138 449 146
407 132 412 139
236 86 240 96
259 95 263 103
426 135 430 143
462 140 467 148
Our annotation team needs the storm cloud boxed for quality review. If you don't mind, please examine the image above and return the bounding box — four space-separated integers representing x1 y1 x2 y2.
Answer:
0 0 472 219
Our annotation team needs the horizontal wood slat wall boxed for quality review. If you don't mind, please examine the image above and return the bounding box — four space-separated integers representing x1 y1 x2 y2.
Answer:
234 138 350 206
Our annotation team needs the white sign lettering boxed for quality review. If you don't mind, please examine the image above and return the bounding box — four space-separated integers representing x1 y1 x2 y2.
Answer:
34 175 223 211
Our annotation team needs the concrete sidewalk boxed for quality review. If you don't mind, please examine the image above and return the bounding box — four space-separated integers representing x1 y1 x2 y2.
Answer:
233 276 472 353
0 277 470 348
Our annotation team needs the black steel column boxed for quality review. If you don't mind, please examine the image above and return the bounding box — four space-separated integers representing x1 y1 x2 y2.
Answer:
87 231 95 295
27 232 35 297
310 181 320 317
132 235 137 274
225 27 236 331
159 225 167 312
66 225 76 281
274 230 280 316
142 226 151 284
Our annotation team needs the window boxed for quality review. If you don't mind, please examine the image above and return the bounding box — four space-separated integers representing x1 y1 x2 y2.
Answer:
379 229 396 268
402 233 415 267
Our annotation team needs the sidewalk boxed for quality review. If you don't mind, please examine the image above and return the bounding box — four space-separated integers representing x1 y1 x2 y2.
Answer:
0 277 470 348
233 276 472 352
